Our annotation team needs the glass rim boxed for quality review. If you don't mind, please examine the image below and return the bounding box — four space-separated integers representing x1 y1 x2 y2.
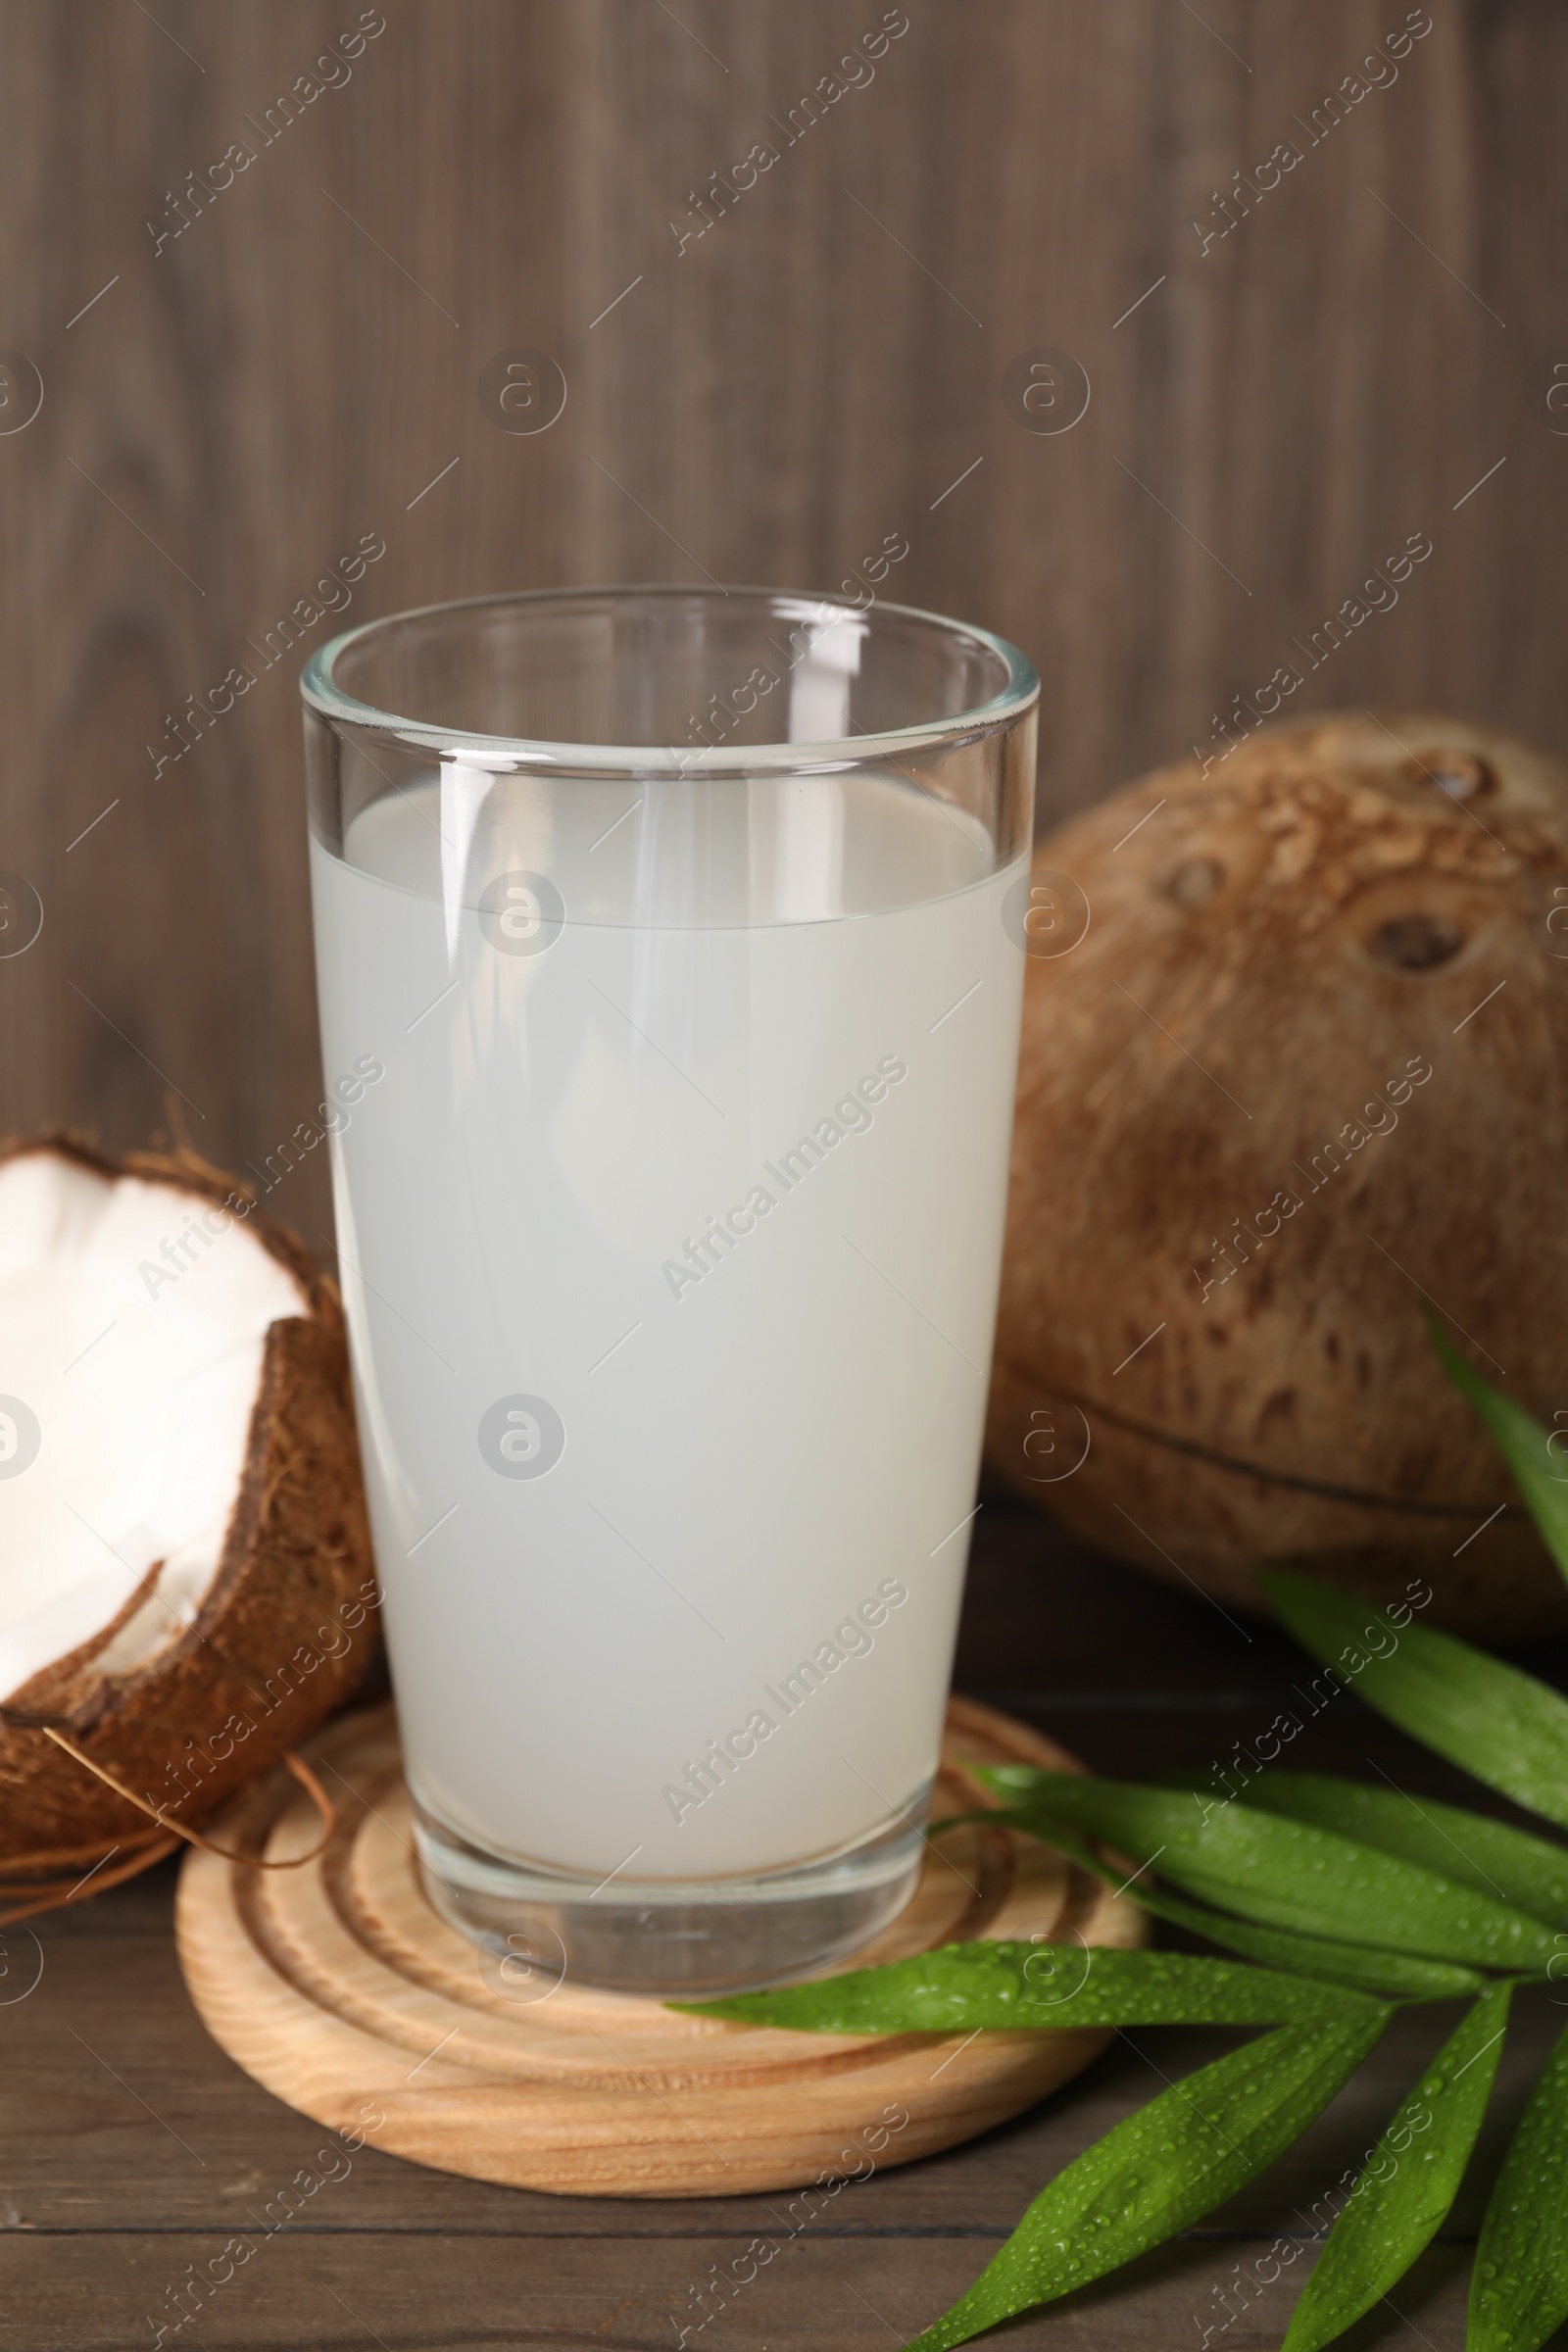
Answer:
300 582 1039 774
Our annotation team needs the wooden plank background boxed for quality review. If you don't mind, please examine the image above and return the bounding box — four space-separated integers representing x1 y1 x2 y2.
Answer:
0 0 1557 1233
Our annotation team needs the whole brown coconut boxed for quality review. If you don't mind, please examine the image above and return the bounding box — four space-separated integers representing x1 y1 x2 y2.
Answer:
0 1137 377 1878
987 711 1568 1640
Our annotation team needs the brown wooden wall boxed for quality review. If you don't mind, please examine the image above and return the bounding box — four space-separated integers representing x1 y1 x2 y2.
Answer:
0 0 1559 1237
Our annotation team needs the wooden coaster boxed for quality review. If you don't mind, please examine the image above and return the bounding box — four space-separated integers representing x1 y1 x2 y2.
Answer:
175 1695 1143 2198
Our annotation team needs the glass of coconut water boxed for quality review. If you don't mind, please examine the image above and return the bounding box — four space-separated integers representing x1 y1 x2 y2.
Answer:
303 588 1037 1992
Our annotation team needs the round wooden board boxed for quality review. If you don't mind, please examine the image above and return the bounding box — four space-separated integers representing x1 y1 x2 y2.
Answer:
175 1695 1144 2198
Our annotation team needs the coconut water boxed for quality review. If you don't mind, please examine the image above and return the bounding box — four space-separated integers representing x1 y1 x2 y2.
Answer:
310 767 1025 1880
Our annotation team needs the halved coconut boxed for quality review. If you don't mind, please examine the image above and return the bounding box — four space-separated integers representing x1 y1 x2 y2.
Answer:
0 1137 376 1868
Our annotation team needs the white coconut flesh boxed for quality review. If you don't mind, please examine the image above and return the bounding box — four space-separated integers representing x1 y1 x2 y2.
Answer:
0 1152 308 1704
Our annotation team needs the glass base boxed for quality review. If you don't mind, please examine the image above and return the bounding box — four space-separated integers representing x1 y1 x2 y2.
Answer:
413 1788 930 1995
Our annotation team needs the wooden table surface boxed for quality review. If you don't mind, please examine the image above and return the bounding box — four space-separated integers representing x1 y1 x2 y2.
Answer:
8 1484 1563 2352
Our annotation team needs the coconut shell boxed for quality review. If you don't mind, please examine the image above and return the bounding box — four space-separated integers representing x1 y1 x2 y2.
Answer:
0 1137 378 1863
987 711 1568 1640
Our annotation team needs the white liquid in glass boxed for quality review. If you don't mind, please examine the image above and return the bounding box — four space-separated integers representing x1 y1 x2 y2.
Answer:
310 768 1025 1879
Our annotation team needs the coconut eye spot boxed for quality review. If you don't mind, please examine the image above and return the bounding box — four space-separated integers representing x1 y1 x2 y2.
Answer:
1370 914 1466 971
1403 750 1495 802
1159 857 1224 910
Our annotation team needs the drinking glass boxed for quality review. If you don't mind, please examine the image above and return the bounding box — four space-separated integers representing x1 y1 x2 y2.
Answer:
303 586 1037 1991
